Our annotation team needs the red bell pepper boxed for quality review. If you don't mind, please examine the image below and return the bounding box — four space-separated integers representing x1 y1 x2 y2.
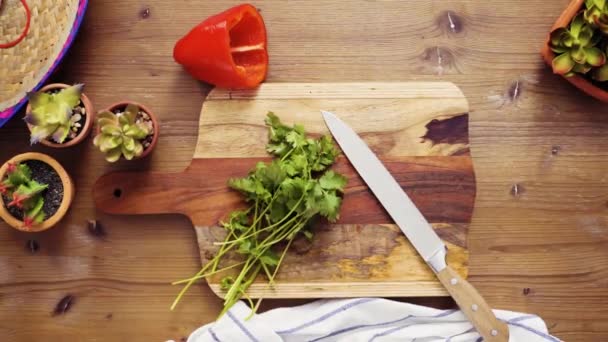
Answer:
173 4 268 89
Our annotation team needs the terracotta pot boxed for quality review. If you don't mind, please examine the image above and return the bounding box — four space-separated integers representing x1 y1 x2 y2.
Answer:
26 83 95 148
541 0 608 102
0 153 74 232
95 101 160 160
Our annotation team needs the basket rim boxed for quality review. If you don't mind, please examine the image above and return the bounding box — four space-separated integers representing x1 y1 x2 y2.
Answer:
0 0 89 128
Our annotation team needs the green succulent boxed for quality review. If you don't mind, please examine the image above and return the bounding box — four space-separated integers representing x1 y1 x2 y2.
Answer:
550 13 606 76
93 104 152 162
1 163 47 228
585 0 608 32
24 84 83 144
592 44 608 80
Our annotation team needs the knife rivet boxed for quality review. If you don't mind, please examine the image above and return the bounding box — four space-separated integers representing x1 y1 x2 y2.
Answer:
450 278 458 285
471 304 478 311
491 329 498 336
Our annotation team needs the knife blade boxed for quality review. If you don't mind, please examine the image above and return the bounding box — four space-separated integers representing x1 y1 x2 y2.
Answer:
321 110 509 342
321 110 447 272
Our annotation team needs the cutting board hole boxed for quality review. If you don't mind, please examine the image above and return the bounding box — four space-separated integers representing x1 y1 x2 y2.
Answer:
113 188 122 198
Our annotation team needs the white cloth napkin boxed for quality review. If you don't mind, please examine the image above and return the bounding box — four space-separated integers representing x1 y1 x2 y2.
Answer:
187 298 561 342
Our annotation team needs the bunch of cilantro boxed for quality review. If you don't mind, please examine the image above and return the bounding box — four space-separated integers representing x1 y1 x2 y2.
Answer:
171 113 347 317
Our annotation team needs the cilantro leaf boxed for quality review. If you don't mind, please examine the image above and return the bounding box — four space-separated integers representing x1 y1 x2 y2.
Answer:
259 250 279 267
319 170 347 192
286 130 306 148
318 191 342 222
237 239 253 255
220 277 234 291
269 201 288 223
302 230 314 241
267 142 289 157
255 161 286 190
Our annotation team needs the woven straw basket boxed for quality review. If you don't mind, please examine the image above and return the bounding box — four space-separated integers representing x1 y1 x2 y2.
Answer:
0 0 88 128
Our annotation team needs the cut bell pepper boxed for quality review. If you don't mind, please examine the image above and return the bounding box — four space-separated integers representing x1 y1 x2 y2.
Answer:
173 4 268 89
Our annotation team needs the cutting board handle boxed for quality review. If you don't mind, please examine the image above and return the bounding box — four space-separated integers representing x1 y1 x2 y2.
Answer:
93 156 476 227
93 171 189 216
93 160 248 226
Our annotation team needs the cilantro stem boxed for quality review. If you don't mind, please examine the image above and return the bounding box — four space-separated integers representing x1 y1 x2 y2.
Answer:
224 258 255 303
269 237 294 285
170 261 214 310
242 292 255 312
211 212 245 272
253 199 259 233
171 229 242 310
171 261 246 285
258 217 307 250
280 147 295 162
214 195 306 246
220 263 262 318
245 298 264 320
261 262 274 283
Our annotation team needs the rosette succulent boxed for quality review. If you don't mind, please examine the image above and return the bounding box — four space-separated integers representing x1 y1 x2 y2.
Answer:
93 104 152 162
584 0 608 32
24 84 84 144
550 13 606 76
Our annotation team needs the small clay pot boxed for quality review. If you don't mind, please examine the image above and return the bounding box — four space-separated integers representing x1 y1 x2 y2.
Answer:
26 83 95 148
0 153 74 232
96 101 160 160
541 0 608 102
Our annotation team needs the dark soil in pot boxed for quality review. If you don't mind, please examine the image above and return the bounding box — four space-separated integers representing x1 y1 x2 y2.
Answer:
2 160 64 220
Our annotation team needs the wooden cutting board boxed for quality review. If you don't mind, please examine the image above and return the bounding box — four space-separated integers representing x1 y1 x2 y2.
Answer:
93 82 475 298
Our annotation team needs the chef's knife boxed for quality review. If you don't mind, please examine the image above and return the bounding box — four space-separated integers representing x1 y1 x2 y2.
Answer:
322 110 509 342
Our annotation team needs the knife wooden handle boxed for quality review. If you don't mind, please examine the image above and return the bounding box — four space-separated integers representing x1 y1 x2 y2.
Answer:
436 265 509 341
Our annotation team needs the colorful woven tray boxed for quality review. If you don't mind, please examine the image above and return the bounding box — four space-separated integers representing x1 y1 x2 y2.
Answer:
0 0 88 128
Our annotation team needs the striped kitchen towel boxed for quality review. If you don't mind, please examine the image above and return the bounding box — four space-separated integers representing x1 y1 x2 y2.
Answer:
187 298 561 342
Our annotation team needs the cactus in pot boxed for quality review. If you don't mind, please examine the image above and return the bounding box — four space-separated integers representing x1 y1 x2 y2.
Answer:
0 153 74 232
1 162 48 228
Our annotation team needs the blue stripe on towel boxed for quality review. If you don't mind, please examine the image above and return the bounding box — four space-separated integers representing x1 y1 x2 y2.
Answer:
509 321 561 342
367 309 459 341
434 309 459 318
445 328 476 342
508 314 538 323
277 298 377 334
310 314 415 342
227 311 259 342
208 327 221 342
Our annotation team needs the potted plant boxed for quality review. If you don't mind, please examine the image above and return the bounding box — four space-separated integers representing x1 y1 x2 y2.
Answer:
25 83 95 147
542 0 608 101
0 152 74 232
93 102 159 162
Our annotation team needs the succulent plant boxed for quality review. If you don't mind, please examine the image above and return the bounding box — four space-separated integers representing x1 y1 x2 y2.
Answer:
585 0 608 32
550 13 606 76
93 104 152 162
1 163 48 228
592 44 608 80
0 163 28 194
24 84 84 145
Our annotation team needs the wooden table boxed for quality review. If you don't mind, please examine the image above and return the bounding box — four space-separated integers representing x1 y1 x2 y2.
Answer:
1 1 607 341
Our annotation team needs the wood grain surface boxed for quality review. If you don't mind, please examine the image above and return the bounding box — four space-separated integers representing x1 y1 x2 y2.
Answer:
1 0 607 341
93 82 474 298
